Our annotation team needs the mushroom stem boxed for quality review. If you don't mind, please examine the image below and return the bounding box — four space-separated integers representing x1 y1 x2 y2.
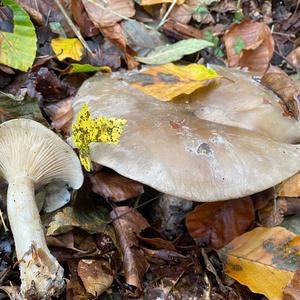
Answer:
7 176 64 299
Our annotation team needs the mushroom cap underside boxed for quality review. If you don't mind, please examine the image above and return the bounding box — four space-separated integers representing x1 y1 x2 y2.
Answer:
72 75 300 202
0 119 83 189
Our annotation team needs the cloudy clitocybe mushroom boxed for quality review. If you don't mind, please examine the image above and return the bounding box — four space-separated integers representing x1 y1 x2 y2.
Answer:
72 67 300 202
0 119 83 299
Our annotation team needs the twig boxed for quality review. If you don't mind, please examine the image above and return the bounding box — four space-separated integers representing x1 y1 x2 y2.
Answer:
53 0 93 55
164 270 185 300
157 0 177 29
0 209 9 233
274 49 298 71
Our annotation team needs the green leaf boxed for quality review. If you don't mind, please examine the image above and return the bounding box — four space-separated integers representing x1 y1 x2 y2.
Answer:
194 6 209 14
0 0 37 71
233 36 246 54
135 38 213 65
62 63 111 74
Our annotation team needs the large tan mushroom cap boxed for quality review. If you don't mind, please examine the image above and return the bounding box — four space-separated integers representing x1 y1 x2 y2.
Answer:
72 71 300 202
176 65 300 143
0 119 83 188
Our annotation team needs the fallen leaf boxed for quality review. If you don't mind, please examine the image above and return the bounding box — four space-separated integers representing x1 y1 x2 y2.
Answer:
47 206 112 236
261 70 300 120
224 19 274 74
0 0 37 71
110 206 149 290
220 227 300 300
82 0 135 28
51 38 84 61
278 172 300 197
0 92 45 124
71 0 99 37
43 98 73 134
121 20 169 57
128 63 219 101
139 0 184 4
89 172 144 202
283 268 300 300
78 259 114 296
169 2 193 24
162 19 203 40
62 64 111 75
66 260 90 300
100 23 139 70
34 67 70 101
287 47 300 69
135 38 213 65
186 197 254 249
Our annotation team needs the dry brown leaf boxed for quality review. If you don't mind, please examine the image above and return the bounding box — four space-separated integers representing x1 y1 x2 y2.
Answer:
162 19 203 40
287 47 300 69
224 19 274 74
100 23 139 70
139 0 185 4
77 259 114 296
71 0 99 37
169 2 193 24
186 197 254 249
278 171 300 197
66 261 89 300
82 0 135 28
261 69 300 120
110 206 149 290
89 172 144 202
283 268 300 300
43 98 73 134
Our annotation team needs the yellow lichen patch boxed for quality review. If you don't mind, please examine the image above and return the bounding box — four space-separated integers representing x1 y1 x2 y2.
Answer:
72 103 127 171
129 63 220 101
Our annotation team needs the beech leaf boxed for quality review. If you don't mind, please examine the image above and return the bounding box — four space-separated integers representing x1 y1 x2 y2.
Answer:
0 0 37 71
51 38 84 61
220 227 300 300
128 63 219 101
135 38 213 65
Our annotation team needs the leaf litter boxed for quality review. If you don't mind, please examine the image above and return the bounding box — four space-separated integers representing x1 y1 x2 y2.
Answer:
0 0 300 299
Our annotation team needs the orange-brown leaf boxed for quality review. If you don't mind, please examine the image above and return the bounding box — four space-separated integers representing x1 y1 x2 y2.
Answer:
89 172 144 202
224 19 274 74
186 197 254 249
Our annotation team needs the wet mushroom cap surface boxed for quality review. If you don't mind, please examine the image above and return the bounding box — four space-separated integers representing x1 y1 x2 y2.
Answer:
72 71 300 202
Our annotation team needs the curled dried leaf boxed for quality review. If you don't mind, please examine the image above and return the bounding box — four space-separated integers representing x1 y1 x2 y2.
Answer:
224 19 274 74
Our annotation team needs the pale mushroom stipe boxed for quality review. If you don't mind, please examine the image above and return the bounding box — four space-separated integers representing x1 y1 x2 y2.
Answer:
72 66 300 202
0 119 83 299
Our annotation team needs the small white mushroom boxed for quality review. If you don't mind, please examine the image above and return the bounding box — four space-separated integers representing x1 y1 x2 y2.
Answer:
0 119 83 299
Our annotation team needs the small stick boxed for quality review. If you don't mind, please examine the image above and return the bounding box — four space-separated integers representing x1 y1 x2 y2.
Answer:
157 0 177 29
0 209 9 233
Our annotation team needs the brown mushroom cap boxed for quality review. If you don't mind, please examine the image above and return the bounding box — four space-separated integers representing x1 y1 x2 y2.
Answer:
0 119 83 188
72 72 300 202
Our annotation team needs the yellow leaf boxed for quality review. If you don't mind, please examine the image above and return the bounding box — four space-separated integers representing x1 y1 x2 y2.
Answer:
129 63 220 101
72 103 127 172
220 227 300 300
51 38 83 61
